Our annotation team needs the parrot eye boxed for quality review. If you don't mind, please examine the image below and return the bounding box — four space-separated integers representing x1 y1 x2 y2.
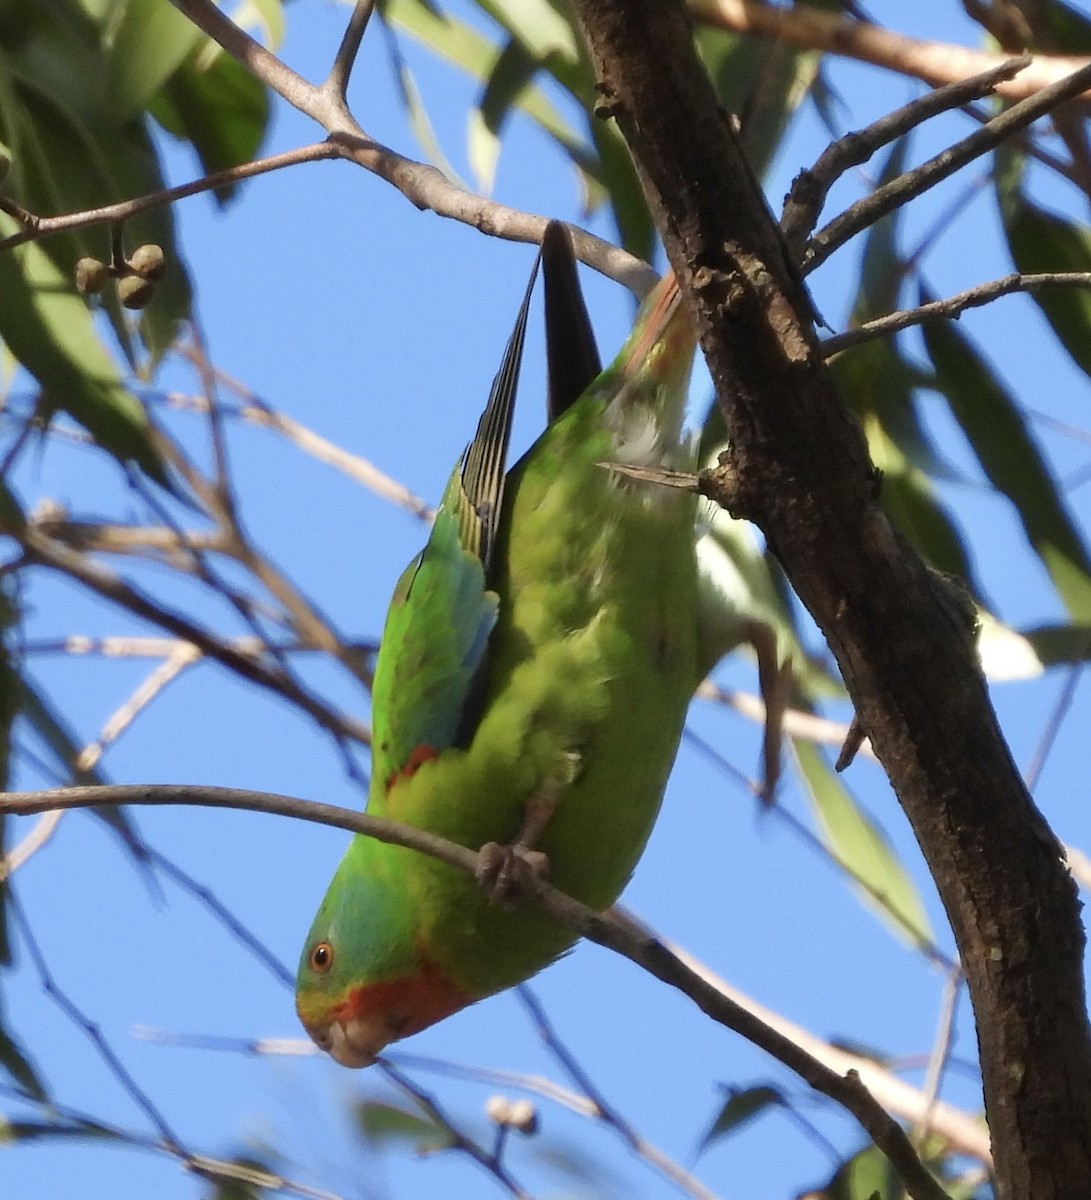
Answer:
309 941 334 974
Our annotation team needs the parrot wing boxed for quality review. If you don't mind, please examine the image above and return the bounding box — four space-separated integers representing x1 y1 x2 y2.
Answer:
368 250 540 802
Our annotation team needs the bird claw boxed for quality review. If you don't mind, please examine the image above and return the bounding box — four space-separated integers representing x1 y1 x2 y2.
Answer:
476 842 550 907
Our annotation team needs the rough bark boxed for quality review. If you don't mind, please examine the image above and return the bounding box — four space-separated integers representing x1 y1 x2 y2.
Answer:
568 3 1091 1197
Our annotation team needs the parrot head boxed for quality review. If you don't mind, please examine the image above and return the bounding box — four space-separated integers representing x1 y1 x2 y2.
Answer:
295 840 470 1066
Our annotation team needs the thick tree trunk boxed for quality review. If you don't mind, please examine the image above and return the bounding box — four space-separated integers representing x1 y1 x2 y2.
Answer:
568 3 1091 1197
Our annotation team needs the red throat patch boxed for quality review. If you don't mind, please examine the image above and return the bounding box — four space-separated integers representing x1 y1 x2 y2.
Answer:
332 955 470 1043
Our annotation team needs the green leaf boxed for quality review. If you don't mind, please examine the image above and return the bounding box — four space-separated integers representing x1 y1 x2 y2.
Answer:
477 0 581 65
105 0 203 115
999 183 1091 382
830 140 979 595
0 228 168 482
696 1084 785 1156
384 0 597 179
921 291 1091 622
0 1024 47 1102
0 1115 119 1145
230 0 286 49
794 741 934 948
354 1099 453 1152
0 8 193 361
150 48 270 206
468 36 536 192
696 24 819 180
205 1155 276 1200
1024 622 1091 666
832 342 979 592
384 25 467 188
1038 0 1091 52
819 1143 898 1200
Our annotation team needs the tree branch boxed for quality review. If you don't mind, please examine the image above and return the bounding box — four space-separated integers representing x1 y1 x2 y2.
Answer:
0 144 340 255
805 57 1091 272
16 527 371 747
781 54 1030 258
689 0 1091 100
0 782 945 1200
820 271 1091 356
162 0 652 292
565 3 1091 1198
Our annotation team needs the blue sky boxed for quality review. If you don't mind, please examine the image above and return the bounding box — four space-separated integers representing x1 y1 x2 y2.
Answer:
5 2 1091 1198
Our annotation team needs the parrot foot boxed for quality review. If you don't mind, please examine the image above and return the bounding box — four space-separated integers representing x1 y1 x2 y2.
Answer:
476 842 550 907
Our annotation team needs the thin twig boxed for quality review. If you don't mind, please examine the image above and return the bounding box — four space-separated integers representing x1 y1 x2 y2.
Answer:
1025 660 1087 793
168 353 434 520
8 890 185 1154
0 144 339 255
781 54 1029 259
146 846 294 987
695 680 875 757
0 1088 344 1200
325 0 378 102
17 529 371 745
376 1059 534 1199
683 726 956 968
914 968 964 1150
805 58 1091 273
821 271 1091 357
0 810 64 880
148 394 371 690
2 646 197 878
517 987 719 1200
614 908 991 1166
165 0 651 291
690 0 1091 101
0 782 954 1200
76 643 200 775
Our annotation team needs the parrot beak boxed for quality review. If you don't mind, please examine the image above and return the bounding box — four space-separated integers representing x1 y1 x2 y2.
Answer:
325 1018 383 1068
301 1006 410 1068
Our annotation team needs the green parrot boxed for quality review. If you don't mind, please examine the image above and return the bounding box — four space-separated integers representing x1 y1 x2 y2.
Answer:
296 223 705 1066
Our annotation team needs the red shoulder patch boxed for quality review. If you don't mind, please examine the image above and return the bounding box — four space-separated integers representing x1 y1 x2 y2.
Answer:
385 744 440 794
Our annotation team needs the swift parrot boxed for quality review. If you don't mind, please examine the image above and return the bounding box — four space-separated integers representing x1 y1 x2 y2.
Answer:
296 223 713 1067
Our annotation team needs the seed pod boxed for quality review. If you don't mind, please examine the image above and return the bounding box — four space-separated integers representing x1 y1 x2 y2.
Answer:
118 274 155 310
75 257 109 295
129 243 166 281
484 1095 539 1134
506 1100 539 1135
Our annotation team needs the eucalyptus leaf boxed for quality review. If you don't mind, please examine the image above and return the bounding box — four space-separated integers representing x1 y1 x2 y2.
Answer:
794 741 934 948
921 291 1091 622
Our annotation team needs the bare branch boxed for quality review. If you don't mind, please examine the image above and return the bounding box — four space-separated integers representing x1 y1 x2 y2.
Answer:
805 59 1091 272
0 143 339 256
166 363 434 521
696 680 874 755
616 910 992 1165
781 54 1030 259
164 0 652 290
820 271 1091 357
9 891 185 1154
377 1059 534 1200
518 987 720 1200
325 0 379 103
914 969 964 1151
17 527 371 746
689 0 1091 100
0 782 950 1200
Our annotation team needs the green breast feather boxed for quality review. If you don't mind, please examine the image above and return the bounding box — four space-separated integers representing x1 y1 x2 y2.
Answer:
296 224 700 1066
